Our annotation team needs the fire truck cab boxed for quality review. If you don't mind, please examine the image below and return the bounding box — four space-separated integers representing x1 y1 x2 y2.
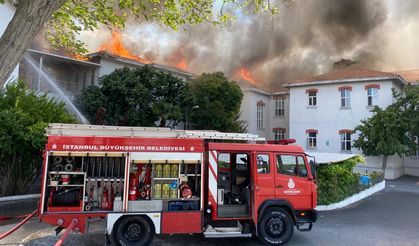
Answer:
39 124 317 246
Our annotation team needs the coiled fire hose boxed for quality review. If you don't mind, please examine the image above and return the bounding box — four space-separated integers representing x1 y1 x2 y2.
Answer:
0 209 38 240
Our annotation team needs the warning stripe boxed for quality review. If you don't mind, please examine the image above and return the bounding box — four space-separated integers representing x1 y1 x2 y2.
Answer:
208 161 217 180
123 154 130 212
208 150 218 204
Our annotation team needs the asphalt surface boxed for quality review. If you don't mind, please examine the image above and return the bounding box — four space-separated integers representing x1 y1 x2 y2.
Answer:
1 176 419 246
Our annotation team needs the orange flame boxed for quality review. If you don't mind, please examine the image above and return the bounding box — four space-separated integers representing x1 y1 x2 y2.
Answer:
239 68 258 85
99 31 149 64
71 54 89 61
176 58 188 70
168 46 188 71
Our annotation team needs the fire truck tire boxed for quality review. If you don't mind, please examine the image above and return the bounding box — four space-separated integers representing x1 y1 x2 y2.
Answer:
110 216 155 246
257 207 294 245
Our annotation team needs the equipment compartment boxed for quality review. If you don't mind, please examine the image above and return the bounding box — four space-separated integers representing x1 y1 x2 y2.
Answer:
43 153 126 213
126 159 202 212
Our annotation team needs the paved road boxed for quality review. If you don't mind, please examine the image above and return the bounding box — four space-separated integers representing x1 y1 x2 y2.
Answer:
1 176 419 246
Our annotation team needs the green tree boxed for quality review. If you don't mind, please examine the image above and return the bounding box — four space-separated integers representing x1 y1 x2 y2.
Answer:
76 66 193 126
0 0 279 87
0 81 76 196
152 102 182 127
190 72 246 132
392 85 419 152
354 107 406 178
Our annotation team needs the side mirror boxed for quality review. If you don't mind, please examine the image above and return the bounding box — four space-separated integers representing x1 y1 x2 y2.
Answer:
310 160 317 179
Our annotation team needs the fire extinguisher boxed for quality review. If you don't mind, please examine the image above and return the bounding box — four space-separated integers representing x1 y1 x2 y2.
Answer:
101 189 109 210
139 165 152 200
60 174 70 185
129 173 138 201
101 182 114 210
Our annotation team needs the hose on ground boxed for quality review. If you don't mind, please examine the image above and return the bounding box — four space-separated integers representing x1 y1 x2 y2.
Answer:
54 219 78 246
0 209 38 240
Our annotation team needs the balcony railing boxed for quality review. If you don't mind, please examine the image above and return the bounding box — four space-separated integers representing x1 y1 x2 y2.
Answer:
19 75 86 96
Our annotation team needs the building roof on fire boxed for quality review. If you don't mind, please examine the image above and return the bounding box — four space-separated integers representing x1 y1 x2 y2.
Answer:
27 49 101 67
88 51 196 79
283 68 408 88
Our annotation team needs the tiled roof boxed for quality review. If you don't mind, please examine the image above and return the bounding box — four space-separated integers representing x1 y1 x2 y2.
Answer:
290 68 399 84
391 69 419 84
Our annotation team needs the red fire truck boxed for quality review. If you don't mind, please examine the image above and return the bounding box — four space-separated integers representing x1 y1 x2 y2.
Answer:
38 124 317 245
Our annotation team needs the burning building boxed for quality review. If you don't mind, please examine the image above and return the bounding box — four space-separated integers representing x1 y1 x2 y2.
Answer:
20 49 100 96
19 49 194 99
87 51 194 83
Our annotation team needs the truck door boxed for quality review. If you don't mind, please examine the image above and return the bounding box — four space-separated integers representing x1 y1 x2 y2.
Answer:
274 154 312 209
207 146 252 220
252 152 275 219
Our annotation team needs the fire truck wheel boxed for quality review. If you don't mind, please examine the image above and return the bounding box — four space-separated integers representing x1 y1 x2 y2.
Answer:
110 216 155 246
258 207 294 245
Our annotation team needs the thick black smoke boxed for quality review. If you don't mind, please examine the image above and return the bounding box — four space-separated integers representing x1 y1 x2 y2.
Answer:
169 0 387 90
81 0 419 90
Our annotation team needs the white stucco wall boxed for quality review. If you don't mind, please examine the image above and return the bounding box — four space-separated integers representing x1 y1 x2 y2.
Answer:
0 2 18 85
288 79 406 179
405 155 419 176
240 89 270 138
240 89 290 141
97 57 140 84
268 93 290 140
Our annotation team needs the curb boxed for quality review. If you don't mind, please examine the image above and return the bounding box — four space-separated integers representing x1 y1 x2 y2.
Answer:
0 193 40 202
316 180 386 211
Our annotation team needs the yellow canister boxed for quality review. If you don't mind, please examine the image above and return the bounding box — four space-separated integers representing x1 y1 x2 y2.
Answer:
163 164 171 178
171 164 179 178
155 164 163 178
154 183 162 199
170 188 178 198
162 183 170 198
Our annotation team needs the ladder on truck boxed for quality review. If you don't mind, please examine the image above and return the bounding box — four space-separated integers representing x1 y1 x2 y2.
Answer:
47 124 266 141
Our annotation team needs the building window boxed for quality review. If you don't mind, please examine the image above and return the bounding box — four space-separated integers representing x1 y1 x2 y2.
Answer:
341 89 351 107
365 84 380 106
367 88 378 106
273 128 286 140
306 129 317 149
275 97 285 116
340 130 352 151
306 89 317 106
257 101 265 129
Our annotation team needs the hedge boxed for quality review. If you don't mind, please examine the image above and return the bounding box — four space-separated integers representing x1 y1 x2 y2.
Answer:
316 156 374 205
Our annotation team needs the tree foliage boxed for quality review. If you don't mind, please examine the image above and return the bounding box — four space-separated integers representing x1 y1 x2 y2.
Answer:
354 106 406 157
0 81 76 196
76 66 193 126
353 84 419 176
190 72 246 132
392 85 419 151
47 0 279 54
